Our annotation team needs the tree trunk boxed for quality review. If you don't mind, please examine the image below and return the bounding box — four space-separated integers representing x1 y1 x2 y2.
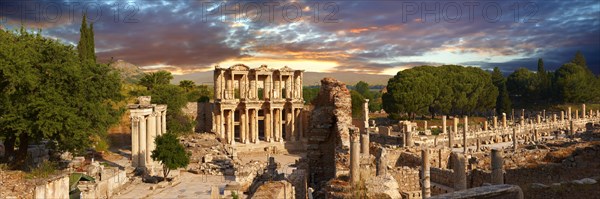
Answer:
163 166 170 180
15 133 29 167
2 134 16 163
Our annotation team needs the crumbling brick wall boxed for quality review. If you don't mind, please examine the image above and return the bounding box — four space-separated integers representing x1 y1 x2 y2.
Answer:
391 166 420 192
307 78 354 187
182 102 213 133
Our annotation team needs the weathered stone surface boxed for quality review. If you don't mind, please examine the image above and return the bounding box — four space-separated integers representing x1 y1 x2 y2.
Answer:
429 184 523 199
307 78 357 186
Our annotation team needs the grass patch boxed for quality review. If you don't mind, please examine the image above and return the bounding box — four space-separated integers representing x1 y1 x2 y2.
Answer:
25 161 58 179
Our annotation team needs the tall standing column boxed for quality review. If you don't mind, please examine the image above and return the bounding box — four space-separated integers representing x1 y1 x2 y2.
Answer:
512 128 517 151
570 120 575 135
297 109 303 139
537 115 541 124
265 109 272 142
241 109 247 144
452 152 467 191
463 116 468 153
350 130 360 184
361 133 369 155
561 111 565 122
484 121 488 131
568 107 572 121
162 110 167 135
254 109 259 143
442 116 447 135
493 116 498 129
502 113 507 128
405 130 413 147
147 113 157 168
156 112 162 136
139 116 147 167
582 104 586 118
363 99 370 133
422 149 431 198
491 149 504 184
131 116 140 167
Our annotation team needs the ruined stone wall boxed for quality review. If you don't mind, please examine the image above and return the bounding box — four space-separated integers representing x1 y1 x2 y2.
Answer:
369 134 403 145
307 78 354 187
430 167 454 187
391 167 420 192
33 173 69 199
182 102 213 133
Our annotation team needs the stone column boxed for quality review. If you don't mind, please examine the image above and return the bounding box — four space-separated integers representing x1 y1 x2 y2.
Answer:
422 149 431 198
575 110 579 120
568 107 572 120
442 116 447 135
139 116 147 167
424 121 428 131
265 109 272 142
493 116 498 129
350 130 360 184
285 108 294 141
156 112 162 136
278 109 283 142
162 110 167 135
491 149 504 184
376 147 387 176
147 113 157 168
520 116 525 126
570 120 575 135
512 128 517 151
254 109 259 143
543 110 546 122
241 109 247 143
582 104 586 118
405 129 413 147
298 109 304 139
553 114 557 123
463 116 468 153
452 152 467 191
363 99 370 133
561 111 565 122
502 113 507 128
536 115 541 124
131 116 140 167
361 133 370 155
534 129 538 142
484 121 488 131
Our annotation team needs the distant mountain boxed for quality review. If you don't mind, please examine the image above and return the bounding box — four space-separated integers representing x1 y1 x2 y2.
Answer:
171 71 392 86
111 60 144 83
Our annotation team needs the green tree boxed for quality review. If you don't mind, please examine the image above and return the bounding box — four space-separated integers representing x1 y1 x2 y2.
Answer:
507 68 540 105
571 51 587 68
178 80 195 92
554 63 597 103
491 67 511 115
0 27 122 165
77 13 96 63
303 87 320 105
151 133 190 179
355 81 372 99
139 71 173 90
350 90 365 118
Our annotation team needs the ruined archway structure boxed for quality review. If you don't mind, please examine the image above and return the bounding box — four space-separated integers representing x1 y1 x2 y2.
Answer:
306 77 357 187
213 64 305 145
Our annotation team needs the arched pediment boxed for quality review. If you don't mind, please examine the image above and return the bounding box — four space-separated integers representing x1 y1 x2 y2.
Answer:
229 64 250 71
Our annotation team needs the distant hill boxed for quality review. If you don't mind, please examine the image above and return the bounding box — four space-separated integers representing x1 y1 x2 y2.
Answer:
110 60 144 83
171 71 392 86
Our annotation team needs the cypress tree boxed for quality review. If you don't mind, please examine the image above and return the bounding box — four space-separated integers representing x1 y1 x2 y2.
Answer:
77 13 96 63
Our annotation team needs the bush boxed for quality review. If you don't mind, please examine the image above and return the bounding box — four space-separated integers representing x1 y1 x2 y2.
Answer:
26 161 58 179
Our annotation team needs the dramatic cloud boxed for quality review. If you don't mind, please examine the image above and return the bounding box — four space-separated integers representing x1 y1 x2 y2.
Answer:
1 0 598 74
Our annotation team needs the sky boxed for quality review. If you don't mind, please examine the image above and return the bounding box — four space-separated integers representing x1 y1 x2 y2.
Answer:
1 0 599 75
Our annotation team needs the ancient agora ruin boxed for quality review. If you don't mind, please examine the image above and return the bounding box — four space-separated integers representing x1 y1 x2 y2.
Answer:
3 65 599 199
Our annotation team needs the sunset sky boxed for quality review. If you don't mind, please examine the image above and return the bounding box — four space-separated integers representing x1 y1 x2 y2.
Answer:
1 0 599 75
